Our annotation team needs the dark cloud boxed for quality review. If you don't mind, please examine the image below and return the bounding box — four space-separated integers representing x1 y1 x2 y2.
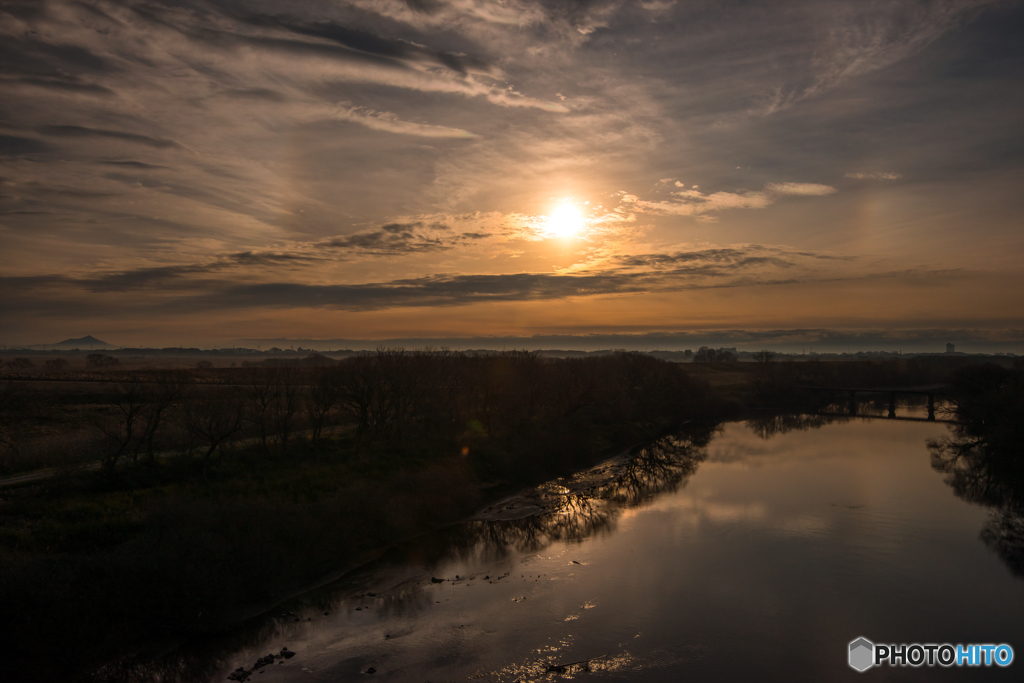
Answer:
84 265 217 292
219 87 287 102
192 29 411 71
404 0 446 16
208 271 649 311
0 35 116 78
0 254 314 295
617 247 766 268
69 0 125 25
7 76 116 96
613 246 850 275
228 251 317 267
0 135 53 156
0 260 965 316
226 8 492 74
320 222 458 255
99 160 169 170
37 125 181 149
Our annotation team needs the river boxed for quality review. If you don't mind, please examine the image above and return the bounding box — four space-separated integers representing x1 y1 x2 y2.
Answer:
116 409 1024 681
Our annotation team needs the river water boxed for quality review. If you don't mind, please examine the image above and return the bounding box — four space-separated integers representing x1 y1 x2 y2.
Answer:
148 411 1023 682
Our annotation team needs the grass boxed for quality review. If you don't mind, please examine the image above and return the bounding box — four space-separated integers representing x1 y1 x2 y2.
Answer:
1 438 488 682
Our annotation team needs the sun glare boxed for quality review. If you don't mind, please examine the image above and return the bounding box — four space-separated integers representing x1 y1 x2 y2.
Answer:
546 203 584 238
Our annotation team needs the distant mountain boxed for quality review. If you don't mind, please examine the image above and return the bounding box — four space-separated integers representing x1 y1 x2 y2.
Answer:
50 335 115 350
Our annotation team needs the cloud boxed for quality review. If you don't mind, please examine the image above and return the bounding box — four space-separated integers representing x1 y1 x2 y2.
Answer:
764 182 837 196
620 180 836 217
615 245 852 272
845 172 902 180
2 75 116 96
0 0 1019 347
37 125 181 149
0 135 53 156
228 9 495 76
0 241 862 310
227 251 318 267
98 160 169 170
804 1 993 100
329 104 479 138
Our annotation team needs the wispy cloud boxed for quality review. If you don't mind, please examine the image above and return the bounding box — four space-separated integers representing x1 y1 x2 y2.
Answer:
329 104 479 138
0 262 971 317
619 181 836 218
845 171 902 180
36 125 182 149
0 0 1019 346
764 182 837 196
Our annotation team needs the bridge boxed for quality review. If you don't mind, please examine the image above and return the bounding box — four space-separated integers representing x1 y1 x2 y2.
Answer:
805 384 947 421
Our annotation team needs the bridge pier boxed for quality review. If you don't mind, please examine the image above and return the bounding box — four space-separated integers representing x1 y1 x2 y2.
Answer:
927 393 935 421
888 392 897 419
848 390 858 416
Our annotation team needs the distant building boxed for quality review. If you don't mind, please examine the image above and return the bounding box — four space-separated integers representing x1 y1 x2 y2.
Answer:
946 343 955 354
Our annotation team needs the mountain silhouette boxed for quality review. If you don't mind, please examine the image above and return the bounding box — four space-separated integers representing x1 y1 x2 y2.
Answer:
51 335 115 349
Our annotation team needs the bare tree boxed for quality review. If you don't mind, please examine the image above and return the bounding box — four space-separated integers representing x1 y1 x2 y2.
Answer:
139 370 192 465
94 382 148 471
753 350 777 365
244 368 274 454
270 365 302 451
182 387 244 471
337 356 377 441
305 367 339 448
0 381 26 461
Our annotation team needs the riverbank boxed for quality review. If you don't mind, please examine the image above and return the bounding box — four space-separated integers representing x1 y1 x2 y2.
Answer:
1 352 725 681
1 353 1015 681
3 423 731 682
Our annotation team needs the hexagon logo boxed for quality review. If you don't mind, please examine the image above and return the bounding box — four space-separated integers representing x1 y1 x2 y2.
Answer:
849 637 874 672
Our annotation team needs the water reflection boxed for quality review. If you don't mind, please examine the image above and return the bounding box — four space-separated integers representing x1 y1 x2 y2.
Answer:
95 424 718 682
748 398 1024 582
453 427 714 558
95 413 1024 682
929 424 1024 579
745 413 844 439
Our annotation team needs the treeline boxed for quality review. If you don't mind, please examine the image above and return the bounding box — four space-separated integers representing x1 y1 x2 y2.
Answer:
746 355 1015 411
60 349 720 481
939 361 1024 460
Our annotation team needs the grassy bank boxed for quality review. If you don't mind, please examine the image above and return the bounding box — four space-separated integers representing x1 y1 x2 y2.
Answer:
2 445 484 681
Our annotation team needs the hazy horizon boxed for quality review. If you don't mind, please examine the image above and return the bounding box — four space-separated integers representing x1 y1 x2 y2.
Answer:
8 328 1023 355
2 1 1021 347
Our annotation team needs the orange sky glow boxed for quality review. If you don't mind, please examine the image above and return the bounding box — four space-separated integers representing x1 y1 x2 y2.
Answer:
1 0 1021 352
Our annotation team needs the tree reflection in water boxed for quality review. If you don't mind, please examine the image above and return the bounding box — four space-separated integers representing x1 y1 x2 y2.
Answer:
454 423 717 558
928 363 1024 579
747 395 1023 580
930 434 1024 579
745 413 844 440
95 422 719 683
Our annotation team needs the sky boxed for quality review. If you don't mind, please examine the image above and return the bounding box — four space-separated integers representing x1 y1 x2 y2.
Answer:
1 0 1022 352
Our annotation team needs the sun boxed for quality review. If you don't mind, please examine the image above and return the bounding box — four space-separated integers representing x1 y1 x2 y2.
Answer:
545 203 584 238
